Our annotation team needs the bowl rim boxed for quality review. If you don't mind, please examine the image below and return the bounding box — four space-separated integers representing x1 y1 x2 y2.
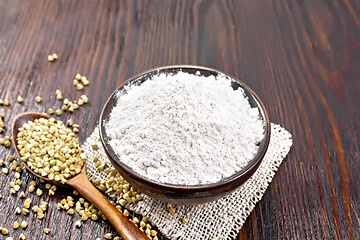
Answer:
99 65 271 192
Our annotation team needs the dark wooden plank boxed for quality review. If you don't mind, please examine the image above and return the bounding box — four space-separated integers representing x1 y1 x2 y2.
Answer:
0 0 359 239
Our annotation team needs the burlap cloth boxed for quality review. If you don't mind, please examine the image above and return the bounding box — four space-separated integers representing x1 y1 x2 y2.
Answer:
83 123 292 240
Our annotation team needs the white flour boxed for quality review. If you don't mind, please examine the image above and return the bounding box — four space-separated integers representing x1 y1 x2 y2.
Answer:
106 71 264 185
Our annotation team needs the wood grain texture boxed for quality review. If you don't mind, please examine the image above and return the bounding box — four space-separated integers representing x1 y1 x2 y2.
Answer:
0 0 359 239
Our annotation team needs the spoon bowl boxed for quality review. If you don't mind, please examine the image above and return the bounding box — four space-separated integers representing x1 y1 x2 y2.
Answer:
12 112 66 185
12 112 148 240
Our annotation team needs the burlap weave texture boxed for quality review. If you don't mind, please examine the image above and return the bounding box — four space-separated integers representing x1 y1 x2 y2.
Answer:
83 123 292 240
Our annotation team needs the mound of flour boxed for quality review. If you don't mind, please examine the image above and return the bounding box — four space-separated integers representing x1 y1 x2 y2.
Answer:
106 72 264 185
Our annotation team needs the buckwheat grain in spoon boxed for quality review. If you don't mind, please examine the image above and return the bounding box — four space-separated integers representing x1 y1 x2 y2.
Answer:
12 112 148 240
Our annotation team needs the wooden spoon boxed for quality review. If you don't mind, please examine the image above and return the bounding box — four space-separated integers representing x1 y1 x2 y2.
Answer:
12 112 148 240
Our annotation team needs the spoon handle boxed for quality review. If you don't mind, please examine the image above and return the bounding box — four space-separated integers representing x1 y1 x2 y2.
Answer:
68 171 148 240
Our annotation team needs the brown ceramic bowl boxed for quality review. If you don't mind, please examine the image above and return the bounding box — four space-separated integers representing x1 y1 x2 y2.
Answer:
99 65 270 205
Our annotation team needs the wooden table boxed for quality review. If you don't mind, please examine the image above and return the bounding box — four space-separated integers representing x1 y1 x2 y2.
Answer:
0 0 359 239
